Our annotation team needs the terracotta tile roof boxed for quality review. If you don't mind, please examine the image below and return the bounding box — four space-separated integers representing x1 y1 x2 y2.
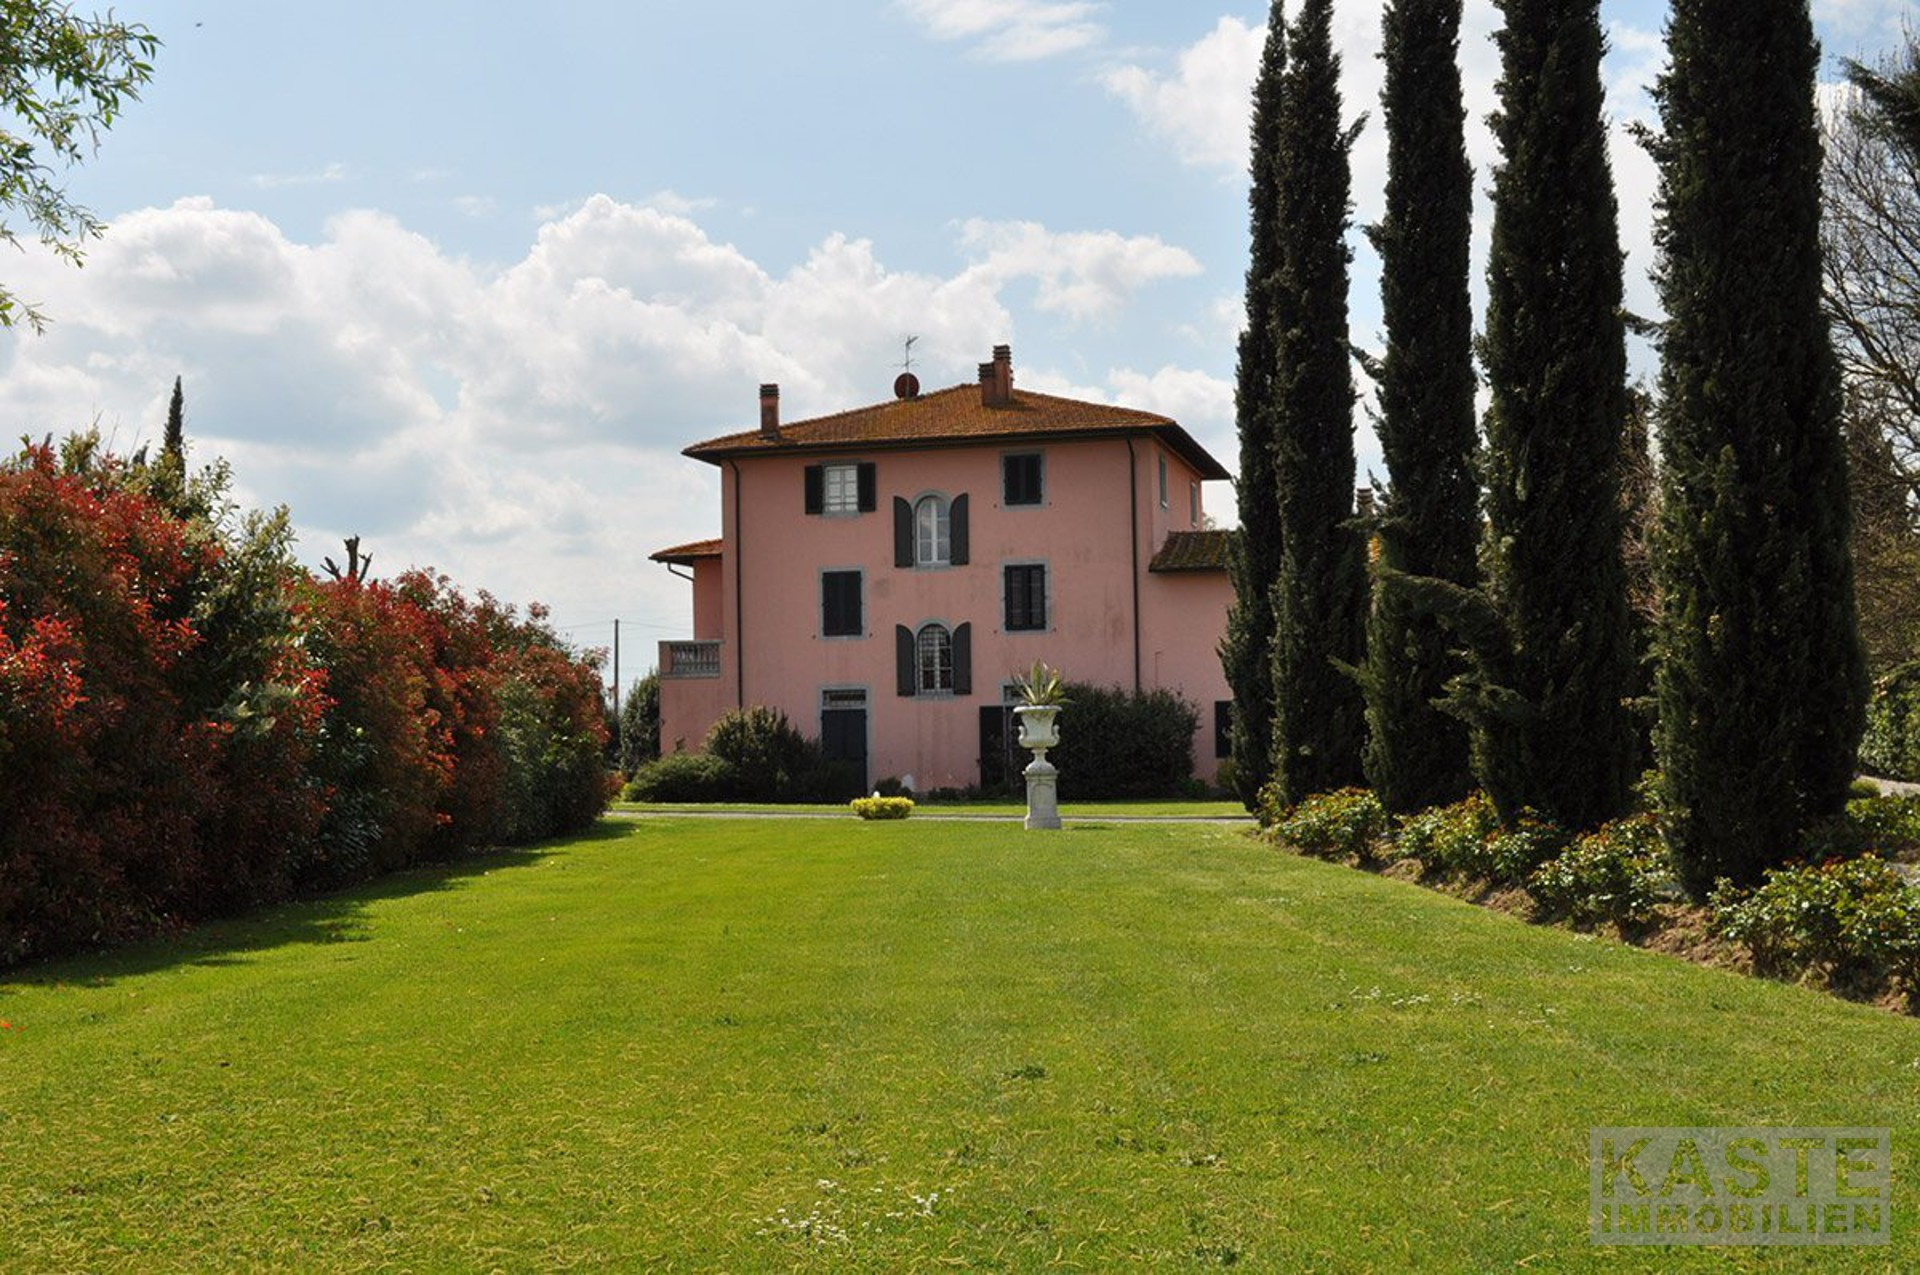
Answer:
648 537 723 565
1148 529 1232 573
684 382 1231 480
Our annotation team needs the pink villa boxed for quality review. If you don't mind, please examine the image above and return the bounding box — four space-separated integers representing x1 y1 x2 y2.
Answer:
650 344 1235 792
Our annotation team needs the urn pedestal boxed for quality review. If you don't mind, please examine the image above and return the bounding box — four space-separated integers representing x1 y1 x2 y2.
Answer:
1014 705 1063 831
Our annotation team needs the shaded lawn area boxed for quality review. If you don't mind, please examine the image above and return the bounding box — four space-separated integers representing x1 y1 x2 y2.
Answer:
610 798 1251 818
0 817 1914 1271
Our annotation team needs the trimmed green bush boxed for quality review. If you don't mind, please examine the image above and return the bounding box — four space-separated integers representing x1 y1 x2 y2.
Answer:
623 752 738 803
1271 788 1390 864
1861 661 1920 781
1805 794 1920 860
1393 792 1500 879
1710 856 1920 990
1049 684 1200 800
1484 816 1571 885
705 707 813 796
1527 815 1670 928
850 796 914 820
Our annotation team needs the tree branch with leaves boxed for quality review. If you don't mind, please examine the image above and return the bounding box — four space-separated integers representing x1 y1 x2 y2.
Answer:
0 1 159 331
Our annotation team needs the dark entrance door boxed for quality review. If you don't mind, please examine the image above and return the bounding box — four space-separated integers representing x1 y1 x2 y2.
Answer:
979 703 1017 793
821 691 868 792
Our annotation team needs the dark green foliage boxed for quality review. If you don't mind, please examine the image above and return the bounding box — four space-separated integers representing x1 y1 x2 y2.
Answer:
623 752 738 803
163 375 185 462
1526 815 1670 928
1710 857 1920 993
1845 39 1920 162
1804 793 1920 860
1452 0 1637 831
618 671 661 774
642 706 865 804
1649 0 1868 895
1221 4 1288 810
1863 663 1920 780
706 707 812 799
1266 0 1368 806
1051 683 1201 800
1270 787 1390 864
1359 0 1478 814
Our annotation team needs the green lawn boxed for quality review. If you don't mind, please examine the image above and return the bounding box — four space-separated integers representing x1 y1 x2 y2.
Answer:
1 817 1914 1270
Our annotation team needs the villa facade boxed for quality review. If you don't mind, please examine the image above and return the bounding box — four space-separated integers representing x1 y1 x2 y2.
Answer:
652 345 1234 792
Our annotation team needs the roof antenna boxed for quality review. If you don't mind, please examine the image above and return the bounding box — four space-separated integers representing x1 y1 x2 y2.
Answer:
893 335 921 400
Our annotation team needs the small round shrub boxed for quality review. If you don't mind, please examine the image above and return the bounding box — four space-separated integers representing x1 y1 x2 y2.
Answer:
1485 815 1571 885
623 752 738 803
1803 794 1920 860
1393 792 1500 879
851 796 914 820
1527 815 1670 927
1271 788 1390 863
1710 856 1920 990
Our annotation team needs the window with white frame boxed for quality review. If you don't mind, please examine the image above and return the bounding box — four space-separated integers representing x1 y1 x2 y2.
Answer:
823 463 860 515
916 623 953 693
914 495 950 566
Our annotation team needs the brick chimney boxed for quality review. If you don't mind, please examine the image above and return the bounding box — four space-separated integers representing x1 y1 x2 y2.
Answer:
979 344 1014 407
1355 486 1375 516
759 383 780 438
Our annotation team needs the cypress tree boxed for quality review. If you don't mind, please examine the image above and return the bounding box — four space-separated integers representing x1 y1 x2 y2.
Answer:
162 375 185 463
1649 0 1866 894
1267 0 1369 806
1461 0 1636 830
1220 4 1287 810
1358 0 1478 813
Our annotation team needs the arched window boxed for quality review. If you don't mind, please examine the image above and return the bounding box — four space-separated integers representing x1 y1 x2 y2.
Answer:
916 623 953 693
914 495 950 566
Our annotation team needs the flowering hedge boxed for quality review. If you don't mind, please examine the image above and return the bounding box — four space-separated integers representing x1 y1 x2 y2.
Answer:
0 438 607 966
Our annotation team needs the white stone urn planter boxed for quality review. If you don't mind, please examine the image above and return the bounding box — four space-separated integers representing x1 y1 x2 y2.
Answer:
1014 703 1061 752
1014 704 1063 830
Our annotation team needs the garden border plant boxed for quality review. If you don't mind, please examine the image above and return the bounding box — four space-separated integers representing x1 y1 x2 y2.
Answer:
1263 782 1920 1013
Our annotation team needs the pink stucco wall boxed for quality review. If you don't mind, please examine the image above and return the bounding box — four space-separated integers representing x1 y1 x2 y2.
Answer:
691 559 722 640
657 433 1230 790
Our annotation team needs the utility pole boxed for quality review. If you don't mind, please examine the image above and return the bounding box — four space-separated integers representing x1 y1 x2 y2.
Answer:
612 618 623 760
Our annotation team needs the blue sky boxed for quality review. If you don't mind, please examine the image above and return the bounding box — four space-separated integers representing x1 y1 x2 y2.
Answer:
1 0 1910 696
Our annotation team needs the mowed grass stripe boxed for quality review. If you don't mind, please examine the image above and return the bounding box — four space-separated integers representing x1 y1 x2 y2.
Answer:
0 817 1913 1271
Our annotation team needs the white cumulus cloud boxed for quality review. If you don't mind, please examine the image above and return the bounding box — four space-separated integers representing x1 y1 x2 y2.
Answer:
956 218 1203 323
896 0 1105 61
0 195 1206 651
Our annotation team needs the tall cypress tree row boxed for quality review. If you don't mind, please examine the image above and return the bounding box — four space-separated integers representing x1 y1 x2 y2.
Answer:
1220 4 1287 810
1649 0 1866 894
1267 0 1368 806
1358 0 1478 814
1464 0 1636 830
